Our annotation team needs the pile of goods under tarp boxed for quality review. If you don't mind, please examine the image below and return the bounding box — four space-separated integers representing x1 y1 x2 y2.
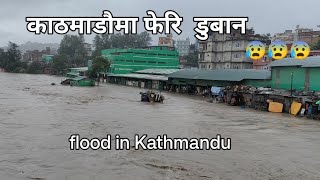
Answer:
224 85 257 93
221 85 320 119
140 91 164 103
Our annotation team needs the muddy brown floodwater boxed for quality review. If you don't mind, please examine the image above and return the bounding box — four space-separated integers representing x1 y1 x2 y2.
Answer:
0 72 320 180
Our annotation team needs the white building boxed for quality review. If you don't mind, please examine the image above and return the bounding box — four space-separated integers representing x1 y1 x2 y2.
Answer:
198 30 268 70
175 38 190 56
272 30 294 44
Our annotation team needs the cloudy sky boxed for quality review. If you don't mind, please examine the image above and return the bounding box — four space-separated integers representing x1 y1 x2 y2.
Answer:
0 0 319 47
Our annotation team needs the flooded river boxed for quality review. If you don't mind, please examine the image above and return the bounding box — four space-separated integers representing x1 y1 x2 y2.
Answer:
0 73 320 180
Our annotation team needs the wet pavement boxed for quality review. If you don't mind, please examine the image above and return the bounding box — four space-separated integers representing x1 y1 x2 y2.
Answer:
0 72 320 180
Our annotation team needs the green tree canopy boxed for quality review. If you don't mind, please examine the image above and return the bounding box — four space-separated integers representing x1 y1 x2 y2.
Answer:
0 42 22 72
58 35 87 66
27 61 43 74
88 56 110 78
311 40 320 50
50 54 68 75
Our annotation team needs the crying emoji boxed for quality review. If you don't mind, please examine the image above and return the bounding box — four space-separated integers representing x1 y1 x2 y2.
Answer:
291 41 310 60
268 40 288 60
246 41 265 60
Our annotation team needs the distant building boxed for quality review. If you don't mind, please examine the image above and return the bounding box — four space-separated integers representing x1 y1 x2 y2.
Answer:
189 43 196 54
22 47 52 62
22 50 42 62
158 34 174 47
198 29 269 70
42 55 54 64
175 38 190 56
179 43 198 68
253 55 272 70
272 26 320 47
194 39 199 51
294 25 314 42
296 31 320 47
271 25 320 49
272 30 294 44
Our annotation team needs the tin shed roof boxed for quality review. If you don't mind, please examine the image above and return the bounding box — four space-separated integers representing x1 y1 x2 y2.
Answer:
269 56 320 67
135 68 181 75
168 69 271 82
108 73 168 81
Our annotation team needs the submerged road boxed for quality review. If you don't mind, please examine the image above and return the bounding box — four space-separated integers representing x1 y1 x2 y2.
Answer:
0 73 320 180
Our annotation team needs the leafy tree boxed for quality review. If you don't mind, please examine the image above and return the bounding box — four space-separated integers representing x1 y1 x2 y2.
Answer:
0 42 22 72
27 61 43 74
311 40 320 50
137 31 152 47
0 49 6 69
58 35 87 66
184 53 198 67
88 56 110 78
51 54 68 75
93 31 152 56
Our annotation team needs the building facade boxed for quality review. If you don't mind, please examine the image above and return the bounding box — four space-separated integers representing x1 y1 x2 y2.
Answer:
297 30 320 47
175 38 190 56
22 47 52 62
158 34 174 47
273 26 320 47
252 55 272 70
198 30 269 70
269 57 320 91
101 46 179 74
272 30 294 44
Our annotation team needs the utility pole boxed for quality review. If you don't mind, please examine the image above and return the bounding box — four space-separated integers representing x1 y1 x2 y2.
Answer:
290 72 293 100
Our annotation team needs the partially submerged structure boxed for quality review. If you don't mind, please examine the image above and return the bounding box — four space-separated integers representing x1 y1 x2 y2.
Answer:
61 76 95 87
107 68 181 90
66 67 89 78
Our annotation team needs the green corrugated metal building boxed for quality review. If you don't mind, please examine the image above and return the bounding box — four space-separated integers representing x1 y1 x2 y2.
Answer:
101 46 179 74
269 57 320 91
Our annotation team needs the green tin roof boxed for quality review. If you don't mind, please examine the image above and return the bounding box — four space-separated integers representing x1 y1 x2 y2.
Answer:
269 56 320 68
72 76 90 81
108 73 168 81
168 69 271 82
135 68 181 75
101 46 179 56
66 72 79 76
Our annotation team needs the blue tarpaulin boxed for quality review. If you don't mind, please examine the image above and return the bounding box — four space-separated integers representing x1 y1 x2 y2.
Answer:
211 86 221 95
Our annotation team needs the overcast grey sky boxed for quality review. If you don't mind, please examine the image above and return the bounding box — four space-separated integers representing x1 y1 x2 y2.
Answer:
0 0 319 47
